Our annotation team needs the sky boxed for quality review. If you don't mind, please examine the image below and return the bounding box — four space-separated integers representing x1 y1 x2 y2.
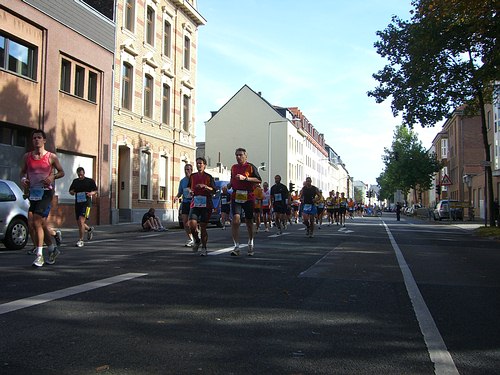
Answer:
194 0 439 185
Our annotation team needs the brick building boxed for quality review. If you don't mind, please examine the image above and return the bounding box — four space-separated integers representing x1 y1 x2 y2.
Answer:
111 0 206 223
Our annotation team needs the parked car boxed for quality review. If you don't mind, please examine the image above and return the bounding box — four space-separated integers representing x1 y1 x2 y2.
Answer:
433 200 464 221
0 179 29 250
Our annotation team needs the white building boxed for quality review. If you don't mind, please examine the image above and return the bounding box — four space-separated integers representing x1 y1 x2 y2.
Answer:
204 85 350 194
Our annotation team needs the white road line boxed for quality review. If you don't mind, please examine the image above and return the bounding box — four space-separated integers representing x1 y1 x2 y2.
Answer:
0 273 147 315
209 244 248 255
382 222 459 375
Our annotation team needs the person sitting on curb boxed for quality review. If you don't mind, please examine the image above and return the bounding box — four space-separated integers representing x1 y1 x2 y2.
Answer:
142 208 167 231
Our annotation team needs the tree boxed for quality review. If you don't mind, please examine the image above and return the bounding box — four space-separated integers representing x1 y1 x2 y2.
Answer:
368 0 499 226
377 125 441 204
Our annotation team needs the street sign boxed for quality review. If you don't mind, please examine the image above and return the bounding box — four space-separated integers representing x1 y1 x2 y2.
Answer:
441 174 452 186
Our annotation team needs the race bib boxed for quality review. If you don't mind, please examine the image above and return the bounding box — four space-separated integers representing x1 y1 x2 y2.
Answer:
274 193 282 202
262 198 269 206
318 203 325 209
29 188 44 201
183 188 191 199
235 190 248 203
193 195 207 207
76 192 87 203
221 197 228 205
302 204 313 213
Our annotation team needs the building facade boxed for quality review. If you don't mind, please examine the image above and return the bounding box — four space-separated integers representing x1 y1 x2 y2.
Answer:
204 85 350 195
0 0 114 227
112 0 205 223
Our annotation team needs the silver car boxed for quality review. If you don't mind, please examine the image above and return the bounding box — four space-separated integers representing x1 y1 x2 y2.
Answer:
0 179 29 250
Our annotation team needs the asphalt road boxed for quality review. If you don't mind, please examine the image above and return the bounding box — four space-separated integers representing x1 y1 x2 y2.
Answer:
1 214 499 374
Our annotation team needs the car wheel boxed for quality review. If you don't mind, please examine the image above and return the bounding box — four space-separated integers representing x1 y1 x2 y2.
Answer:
3 217 28 250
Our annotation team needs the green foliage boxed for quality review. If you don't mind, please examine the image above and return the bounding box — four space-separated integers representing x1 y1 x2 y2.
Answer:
377 125 441 200
368 0 498 225
368 0 498 128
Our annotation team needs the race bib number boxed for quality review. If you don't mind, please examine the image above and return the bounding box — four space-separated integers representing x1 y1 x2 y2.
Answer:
262 198 269 206
193 195 207 207
183 188 191 199
29 188 44 201
235 190 248 203
274 193 282 202
221 197 228 205
302 204 313 214
76 192 87 203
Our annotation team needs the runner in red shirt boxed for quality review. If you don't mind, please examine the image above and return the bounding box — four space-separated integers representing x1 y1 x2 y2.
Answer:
227 148 262 256
187 157 216 256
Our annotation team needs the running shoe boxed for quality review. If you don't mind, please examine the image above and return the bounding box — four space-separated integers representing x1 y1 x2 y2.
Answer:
192 240 201 252
200 248 207 256
76 240 84 247
264 227 269 232
247 244 254 256
54 230 62 246
32 254 44 267
185 239 194 247
230 247 240 256
306 228 310 236
46 248 61 265
87 227 94 241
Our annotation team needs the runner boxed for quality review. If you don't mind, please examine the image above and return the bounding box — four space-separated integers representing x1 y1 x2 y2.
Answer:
315 190 326 229
20 129 65 267
325 190 335 226
69 167 98 247
300 177 320 238
270 175 289 234
291 191 300 223
227 148 262 256
333 191 341 225
339 192 348 227
261 182 272 232
347 198 355 219
220 185 231 229
175 164 194 247
253 183 264 232
187 157 216 256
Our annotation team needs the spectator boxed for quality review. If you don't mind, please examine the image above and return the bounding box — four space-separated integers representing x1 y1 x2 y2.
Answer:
142 208 166 231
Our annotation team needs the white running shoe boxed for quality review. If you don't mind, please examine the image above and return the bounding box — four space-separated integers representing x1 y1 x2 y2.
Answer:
76 240 84 247
32 254 44 267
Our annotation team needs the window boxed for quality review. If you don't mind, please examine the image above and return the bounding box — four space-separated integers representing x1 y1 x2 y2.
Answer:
183 35 190 70
163 20 171 58
74 65 85 98
182 94 190 132
88 71 97 102
146 6 155 46
124 0 135 32
162 83 170 124
60 59 71 92
140 150 151 199
0 34 37 79
441 138 448 159
121 63 133 110
143 74 153 118
159 155 168 201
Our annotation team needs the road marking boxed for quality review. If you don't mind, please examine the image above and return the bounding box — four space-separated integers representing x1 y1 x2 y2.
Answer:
382 222 459 375
209 244 248 255
0 273 147 315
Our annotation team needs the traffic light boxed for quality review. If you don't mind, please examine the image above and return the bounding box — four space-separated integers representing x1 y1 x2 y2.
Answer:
366 191 371 198
289 182 295 192
435 184 441 195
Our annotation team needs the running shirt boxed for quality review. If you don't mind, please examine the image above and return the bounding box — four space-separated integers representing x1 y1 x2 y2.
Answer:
301 186 319 205
69 177 97 206
188 172 216 209
177 176 192 203
253 186 264 209
26 151 53 190
270 183 289 207
230 162 261 202
261 189 271 209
